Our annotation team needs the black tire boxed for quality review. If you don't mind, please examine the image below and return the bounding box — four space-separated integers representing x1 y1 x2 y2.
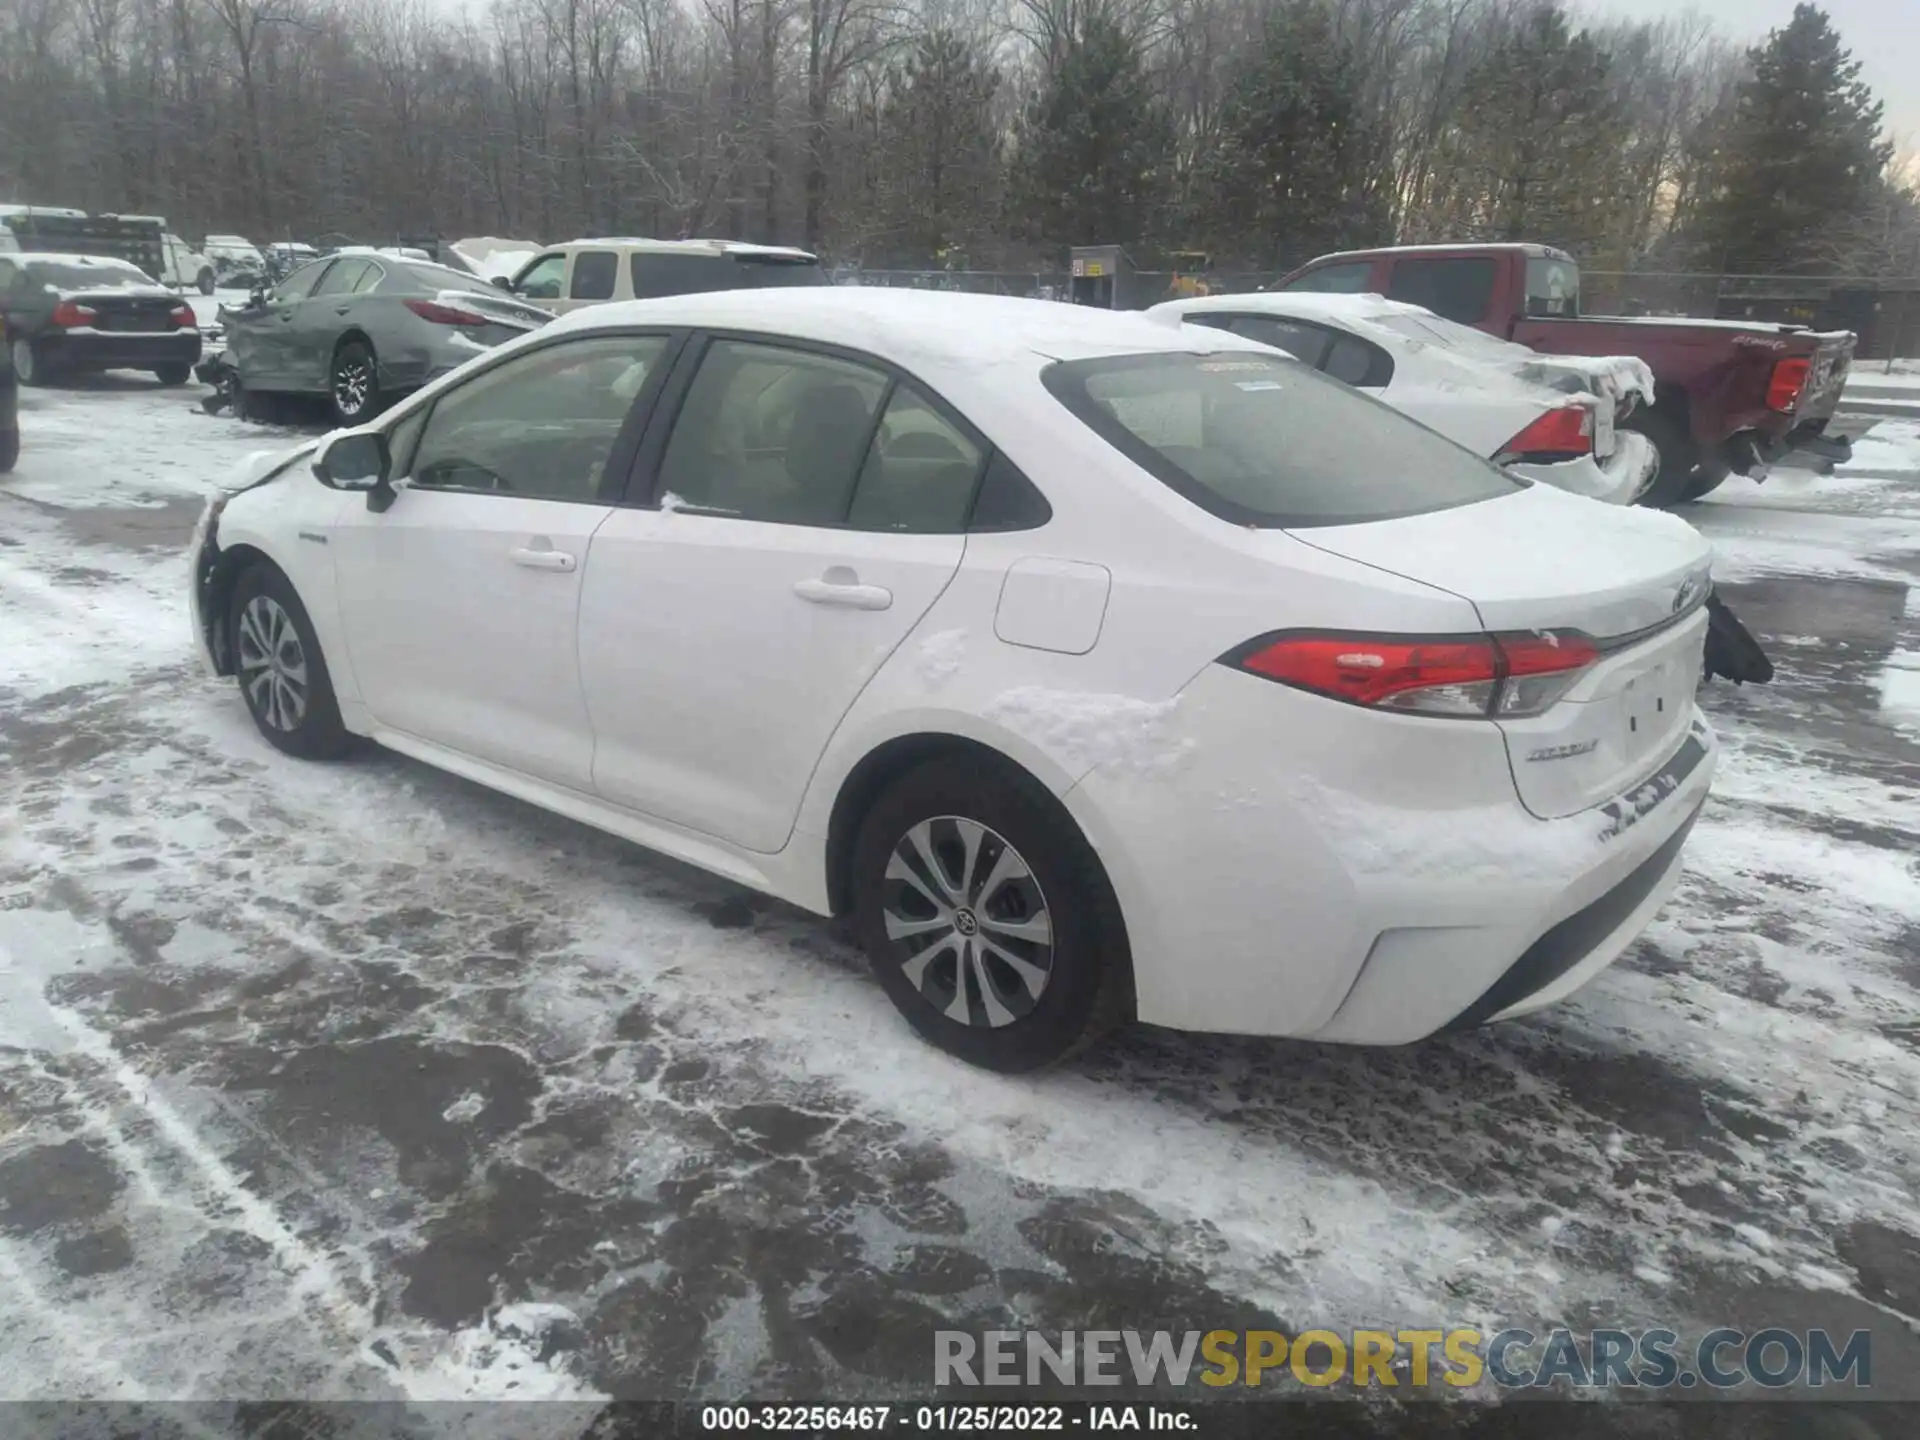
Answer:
1622 407 1701 508
850 757 1129 1072
155 363 191 386
1680 470 1728 502
330 340 382 426
0 427 17 474
197 268 216 295
228 564 353 761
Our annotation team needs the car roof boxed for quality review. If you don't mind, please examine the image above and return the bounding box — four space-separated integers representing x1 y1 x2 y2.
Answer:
544 287 1269 371
1297 242 1572 266
558 237 819 262
1160 291 1438 325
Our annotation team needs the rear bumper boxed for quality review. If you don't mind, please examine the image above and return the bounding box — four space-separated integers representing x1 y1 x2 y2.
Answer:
1065 663 1718 1044
40 328 202 372
1510 431 1656 505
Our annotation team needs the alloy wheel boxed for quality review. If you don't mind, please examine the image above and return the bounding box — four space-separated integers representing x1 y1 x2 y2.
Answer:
11 338 36 385
334 356 372 416
236 594 309 732
881 816 1055 1028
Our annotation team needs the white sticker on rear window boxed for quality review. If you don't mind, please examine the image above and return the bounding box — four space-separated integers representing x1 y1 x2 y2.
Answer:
1235 380 1284 392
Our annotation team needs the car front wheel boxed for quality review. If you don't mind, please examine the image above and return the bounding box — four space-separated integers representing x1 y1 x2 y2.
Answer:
851 757 1128 1072
229 564 352 760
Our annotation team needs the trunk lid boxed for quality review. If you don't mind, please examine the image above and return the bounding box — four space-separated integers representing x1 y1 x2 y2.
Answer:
66 288 181 332
1290 483 1713 818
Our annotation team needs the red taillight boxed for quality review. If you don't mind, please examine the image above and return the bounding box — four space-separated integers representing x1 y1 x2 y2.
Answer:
1227 630 1599 719
1495 404 1593 464
1766 357 1810 413
170 303 196 327
52 301 98 327
404 298 489 326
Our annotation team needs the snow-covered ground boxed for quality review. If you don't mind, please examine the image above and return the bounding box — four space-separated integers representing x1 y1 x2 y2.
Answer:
3 383 1920 1414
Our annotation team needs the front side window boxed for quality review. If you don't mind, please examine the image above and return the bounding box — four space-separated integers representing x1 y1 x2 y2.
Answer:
406 335 670 502
1276 262 1373 295
1044 352 1517 528
1385 258 1496 326
653 340 888 524
570 250 618 301
515 253 568 301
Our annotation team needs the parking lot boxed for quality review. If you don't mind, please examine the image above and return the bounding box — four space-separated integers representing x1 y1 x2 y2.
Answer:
2 375 1918 1412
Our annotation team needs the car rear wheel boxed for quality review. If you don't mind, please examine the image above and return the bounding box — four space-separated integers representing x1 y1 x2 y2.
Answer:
330 341 382 426
850 757 1128 1072
229 564 352 761
155 363 191 386
1622 408 1702 508
11 338 48 387
0 427 17 474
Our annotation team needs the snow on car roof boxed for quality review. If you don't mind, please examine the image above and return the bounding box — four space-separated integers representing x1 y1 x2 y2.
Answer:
545 287 1269 370
1165 291 1430 324
560 237 819 262
11 251 149 271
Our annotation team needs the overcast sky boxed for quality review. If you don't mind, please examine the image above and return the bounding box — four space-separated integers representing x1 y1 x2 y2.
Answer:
1593 0 1918 146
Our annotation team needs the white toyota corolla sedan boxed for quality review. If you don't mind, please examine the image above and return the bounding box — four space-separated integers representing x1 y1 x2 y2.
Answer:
188 288 1718 1071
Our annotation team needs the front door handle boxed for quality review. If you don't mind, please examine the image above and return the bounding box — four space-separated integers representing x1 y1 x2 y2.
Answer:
794 567 892 611
508 546 577 573
334 305 350 316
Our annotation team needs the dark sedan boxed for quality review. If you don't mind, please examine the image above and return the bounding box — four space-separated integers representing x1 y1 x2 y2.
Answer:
219 252 552 424
1 252 201 387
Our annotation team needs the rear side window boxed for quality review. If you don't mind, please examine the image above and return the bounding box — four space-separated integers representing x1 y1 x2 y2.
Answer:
570 250 618 301
1276 262 1372 295
847 385 985 533
1224 316 1333 368
1385 258 1496 326
1043 352 1517 528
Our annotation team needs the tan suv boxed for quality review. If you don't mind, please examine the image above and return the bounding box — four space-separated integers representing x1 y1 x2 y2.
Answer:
496 238 827 314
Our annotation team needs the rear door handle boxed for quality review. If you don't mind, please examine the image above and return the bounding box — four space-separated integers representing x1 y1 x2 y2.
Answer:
794 568 892 610
509 546 577 572
334 305 350 315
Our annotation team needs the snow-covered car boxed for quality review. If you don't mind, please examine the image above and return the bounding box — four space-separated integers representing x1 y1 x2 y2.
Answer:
0 252 200 386
187 289 1718 1071
158 232 217 294
1152 291 1659 505
216 252 554 424
204 234 268 288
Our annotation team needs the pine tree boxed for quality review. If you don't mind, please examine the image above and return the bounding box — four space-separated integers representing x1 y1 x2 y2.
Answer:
1688 3 1892 273
1190 1 1390 269
880 30 1003 262
1011 14 1175 251
1436 4 1626 254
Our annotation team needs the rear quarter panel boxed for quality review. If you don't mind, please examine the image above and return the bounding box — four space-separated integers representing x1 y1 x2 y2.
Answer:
1514 316 1791 445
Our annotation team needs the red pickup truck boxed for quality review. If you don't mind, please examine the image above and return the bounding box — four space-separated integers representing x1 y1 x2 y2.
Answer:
1271 243 1857 506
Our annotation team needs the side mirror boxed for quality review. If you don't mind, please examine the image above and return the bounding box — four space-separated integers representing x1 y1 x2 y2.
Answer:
313 431 396 511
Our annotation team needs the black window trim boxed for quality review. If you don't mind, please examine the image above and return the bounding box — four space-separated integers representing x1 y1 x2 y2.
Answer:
617 327 1050 535
389 326 691 507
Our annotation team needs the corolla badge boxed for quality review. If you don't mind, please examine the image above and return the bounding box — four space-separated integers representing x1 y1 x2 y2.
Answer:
1673 572 1710 614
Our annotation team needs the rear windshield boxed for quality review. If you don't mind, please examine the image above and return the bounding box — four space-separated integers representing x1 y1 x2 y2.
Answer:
1043 352 1519 528
25 259 154 290
629 253 827 298
1525 257 1580 317
399 261 500 292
